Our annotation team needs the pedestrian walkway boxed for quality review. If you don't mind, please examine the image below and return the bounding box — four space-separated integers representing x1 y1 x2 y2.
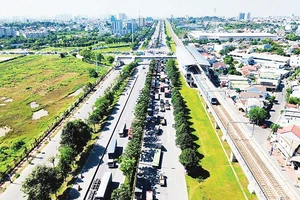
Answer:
265 141 300 190
0 68 120 200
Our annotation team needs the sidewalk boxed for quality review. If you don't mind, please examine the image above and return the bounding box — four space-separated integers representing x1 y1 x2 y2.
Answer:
0 68 120 200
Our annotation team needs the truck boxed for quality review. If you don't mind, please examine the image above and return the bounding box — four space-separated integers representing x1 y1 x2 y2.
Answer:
118 123 126 137
154 125 160 135
146 191 153 200
160 116 166 125
107 139 117 168
94 172 112 200
160 104 165 112
159 173 165 186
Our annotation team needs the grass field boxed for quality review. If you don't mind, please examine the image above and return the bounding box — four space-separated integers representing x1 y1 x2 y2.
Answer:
38 47 79 52
180 75 256 200
94 45 131 53
165 22 176 52
0 55 109 175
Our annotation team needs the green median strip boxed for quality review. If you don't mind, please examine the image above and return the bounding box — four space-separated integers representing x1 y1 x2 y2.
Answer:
179 75 256 200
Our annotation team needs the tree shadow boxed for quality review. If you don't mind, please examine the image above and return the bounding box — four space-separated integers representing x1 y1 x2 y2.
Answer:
80 144 105 173
187 165 210 179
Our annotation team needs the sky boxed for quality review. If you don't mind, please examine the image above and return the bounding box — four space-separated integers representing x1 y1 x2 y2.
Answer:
1 0 300 18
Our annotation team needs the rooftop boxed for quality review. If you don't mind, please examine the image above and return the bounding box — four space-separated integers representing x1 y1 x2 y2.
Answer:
278 125 300 139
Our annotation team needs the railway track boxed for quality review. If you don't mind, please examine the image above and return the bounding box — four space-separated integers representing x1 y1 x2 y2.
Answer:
213 104 289 200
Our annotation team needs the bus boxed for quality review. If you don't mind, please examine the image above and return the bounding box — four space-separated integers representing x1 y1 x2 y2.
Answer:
152 148 161 167
107 139 117 168
160 72 166 82
94 172 112 200
154 93 160 100
146 190 153 200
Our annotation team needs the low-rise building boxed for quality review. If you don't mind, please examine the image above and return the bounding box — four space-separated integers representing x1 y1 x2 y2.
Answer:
276 125 300 159
257 72 280 91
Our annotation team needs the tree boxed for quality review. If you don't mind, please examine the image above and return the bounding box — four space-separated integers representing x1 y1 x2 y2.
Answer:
88 113 100 131
223 55 233 65
57 147 75 177
88 68 98 78
107 56 115 64
268 96 276 104
22 165 62 200
120 157 136 179
60 119 92 154
248 106 267 125
176 133 195 150
80 49 91 60
179 148 200 169
270 123 281 133
96 52 104 63
111 183 131 200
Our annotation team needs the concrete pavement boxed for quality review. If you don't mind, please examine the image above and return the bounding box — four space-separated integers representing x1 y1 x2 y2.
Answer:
0 67 122 200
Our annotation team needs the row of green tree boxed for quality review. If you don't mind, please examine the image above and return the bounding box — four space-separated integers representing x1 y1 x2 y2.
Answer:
88 62 138 131
22 119 92 200
165 59 202 175
111 60 154 199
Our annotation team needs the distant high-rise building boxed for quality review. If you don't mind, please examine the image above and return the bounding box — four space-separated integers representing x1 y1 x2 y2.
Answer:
110 15 117 22
238 13 245 20
138 17 146 27
118 13 127 21
127 20 138 33
246 12 251 21
111 20 123 35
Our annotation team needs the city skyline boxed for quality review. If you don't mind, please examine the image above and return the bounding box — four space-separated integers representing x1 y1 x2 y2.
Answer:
0 0 300 19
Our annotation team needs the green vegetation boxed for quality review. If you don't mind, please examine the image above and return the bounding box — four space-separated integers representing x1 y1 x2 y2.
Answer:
179 75 249 199
165 22 176 52
22 165 63 200
223 55 242 76
0 55 109 180
112 61 152 199
286 33 300 41
248 106 268 125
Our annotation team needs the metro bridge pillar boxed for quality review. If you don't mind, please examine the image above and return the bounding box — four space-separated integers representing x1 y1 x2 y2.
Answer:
230 151 237 162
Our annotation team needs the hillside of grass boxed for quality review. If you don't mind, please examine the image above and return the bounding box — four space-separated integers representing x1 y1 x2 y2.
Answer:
0 55 109 175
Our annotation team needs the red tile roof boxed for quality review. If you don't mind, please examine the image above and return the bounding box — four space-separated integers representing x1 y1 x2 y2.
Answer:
278 125 300 138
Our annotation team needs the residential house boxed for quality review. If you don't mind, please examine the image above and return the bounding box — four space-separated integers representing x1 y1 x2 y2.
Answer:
202 53 217 65
277 125 300 161
212 62 227 71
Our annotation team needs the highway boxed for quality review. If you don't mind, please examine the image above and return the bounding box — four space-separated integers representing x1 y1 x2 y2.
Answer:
69 63 149 200
165 19 299 199
136 61 188 200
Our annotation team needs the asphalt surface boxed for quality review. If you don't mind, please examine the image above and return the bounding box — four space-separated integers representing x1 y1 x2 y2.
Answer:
136 64 188 200
0 67 122 200
69 63 150 200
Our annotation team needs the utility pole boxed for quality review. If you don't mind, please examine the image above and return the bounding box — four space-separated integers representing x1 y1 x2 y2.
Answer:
95 51 98 73
132 19 134 44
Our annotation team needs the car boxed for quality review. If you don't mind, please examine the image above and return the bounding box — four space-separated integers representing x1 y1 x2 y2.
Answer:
262 124 267 129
